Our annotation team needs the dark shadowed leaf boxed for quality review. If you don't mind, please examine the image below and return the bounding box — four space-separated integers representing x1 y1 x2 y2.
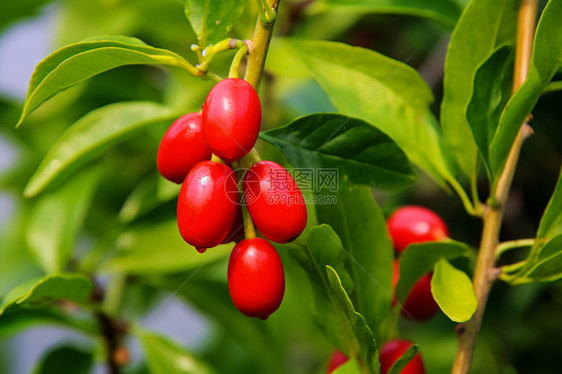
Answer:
260 113 415 190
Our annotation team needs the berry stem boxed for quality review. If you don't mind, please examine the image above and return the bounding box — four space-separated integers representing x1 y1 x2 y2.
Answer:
242 204 257 239
244 0 280 91
451 1 537 373
229 43 249 78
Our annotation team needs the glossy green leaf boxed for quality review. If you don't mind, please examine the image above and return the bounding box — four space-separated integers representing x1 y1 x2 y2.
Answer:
431 258 477 322
315 186 394 343
27 168 100 273
32 345 93 374
537 168 562 239
502 235 562 285
490 0 562 178
326 266 380 374
100 220 233 274
440 0 518 177
396 241 473 303
268 38 457 187
387 344 419 374
289 225 350 350
260 113 415 190
17 36 194 127
136 328 216 374
183 0 246 47
24 101 179 197
466 45 513 170
0 274 93 315
315 0 463 28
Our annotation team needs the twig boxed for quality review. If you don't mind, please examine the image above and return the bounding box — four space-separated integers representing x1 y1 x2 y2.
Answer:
451 1 538 373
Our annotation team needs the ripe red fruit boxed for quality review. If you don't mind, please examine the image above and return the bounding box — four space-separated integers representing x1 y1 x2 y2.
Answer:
380 339 425 374
202 78 261 163
243 161 307 243
392 260 439 321
387 206 449 253
326 350 349 374
156 112 211 184
177 161 238 250
227 238 285 319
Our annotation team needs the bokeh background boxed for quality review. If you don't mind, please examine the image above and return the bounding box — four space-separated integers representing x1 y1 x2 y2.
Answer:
0 1 560 373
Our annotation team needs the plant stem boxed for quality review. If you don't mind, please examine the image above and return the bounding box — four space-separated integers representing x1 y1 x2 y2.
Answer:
451 1 537 373
229 44 249 78
244 0 280 91
495 238 536 260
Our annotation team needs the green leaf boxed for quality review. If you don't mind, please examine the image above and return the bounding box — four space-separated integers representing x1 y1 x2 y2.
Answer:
387 344 419 374
136 328 216 374
315 186 394 344
502 234 562 285
326 266 380 374
490 0 562 178
24 101 179 197
315 0 463 28
431 258 477 322
537 168 562 239
268 38 457 188
395 241 473 303
27 168 100 273
32 345 93 374
290 225 350 350
440 0 518 177
466 45 513 170
183 0 246 47
17 36 194 127
100 220 233 275
260 113 415 190
0 274 93 315
0 308 97 339
333 359 362 374
0 0 56 32
119 172 181 223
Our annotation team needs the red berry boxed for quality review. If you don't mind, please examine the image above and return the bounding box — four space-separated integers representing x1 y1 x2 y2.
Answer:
156 112 211 184
387 206 449 253
202 78 261 163
392 260 439 321
243 161 307 243
380 339 425 374
177 161 238 250
327 350 349 374
227 238 285 319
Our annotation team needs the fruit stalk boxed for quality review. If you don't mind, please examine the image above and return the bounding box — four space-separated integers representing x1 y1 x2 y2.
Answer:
244 0 280 91
451 1 537 373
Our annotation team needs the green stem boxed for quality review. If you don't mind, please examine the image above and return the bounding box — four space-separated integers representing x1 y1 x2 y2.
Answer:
451 1 537 373
242 204 257 239
229 44 249 78
258 0 277 23
103 273 127 316
542 80 562 94
449 178 483 217
244 0 280 91
495 238 536 260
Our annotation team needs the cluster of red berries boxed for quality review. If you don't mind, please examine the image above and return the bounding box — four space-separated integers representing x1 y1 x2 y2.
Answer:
387 205 449 321
157 78 307 320
327 206 448 373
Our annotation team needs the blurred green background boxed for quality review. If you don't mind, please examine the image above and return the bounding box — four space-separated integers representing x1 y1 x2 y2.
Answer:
0 0 560 373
